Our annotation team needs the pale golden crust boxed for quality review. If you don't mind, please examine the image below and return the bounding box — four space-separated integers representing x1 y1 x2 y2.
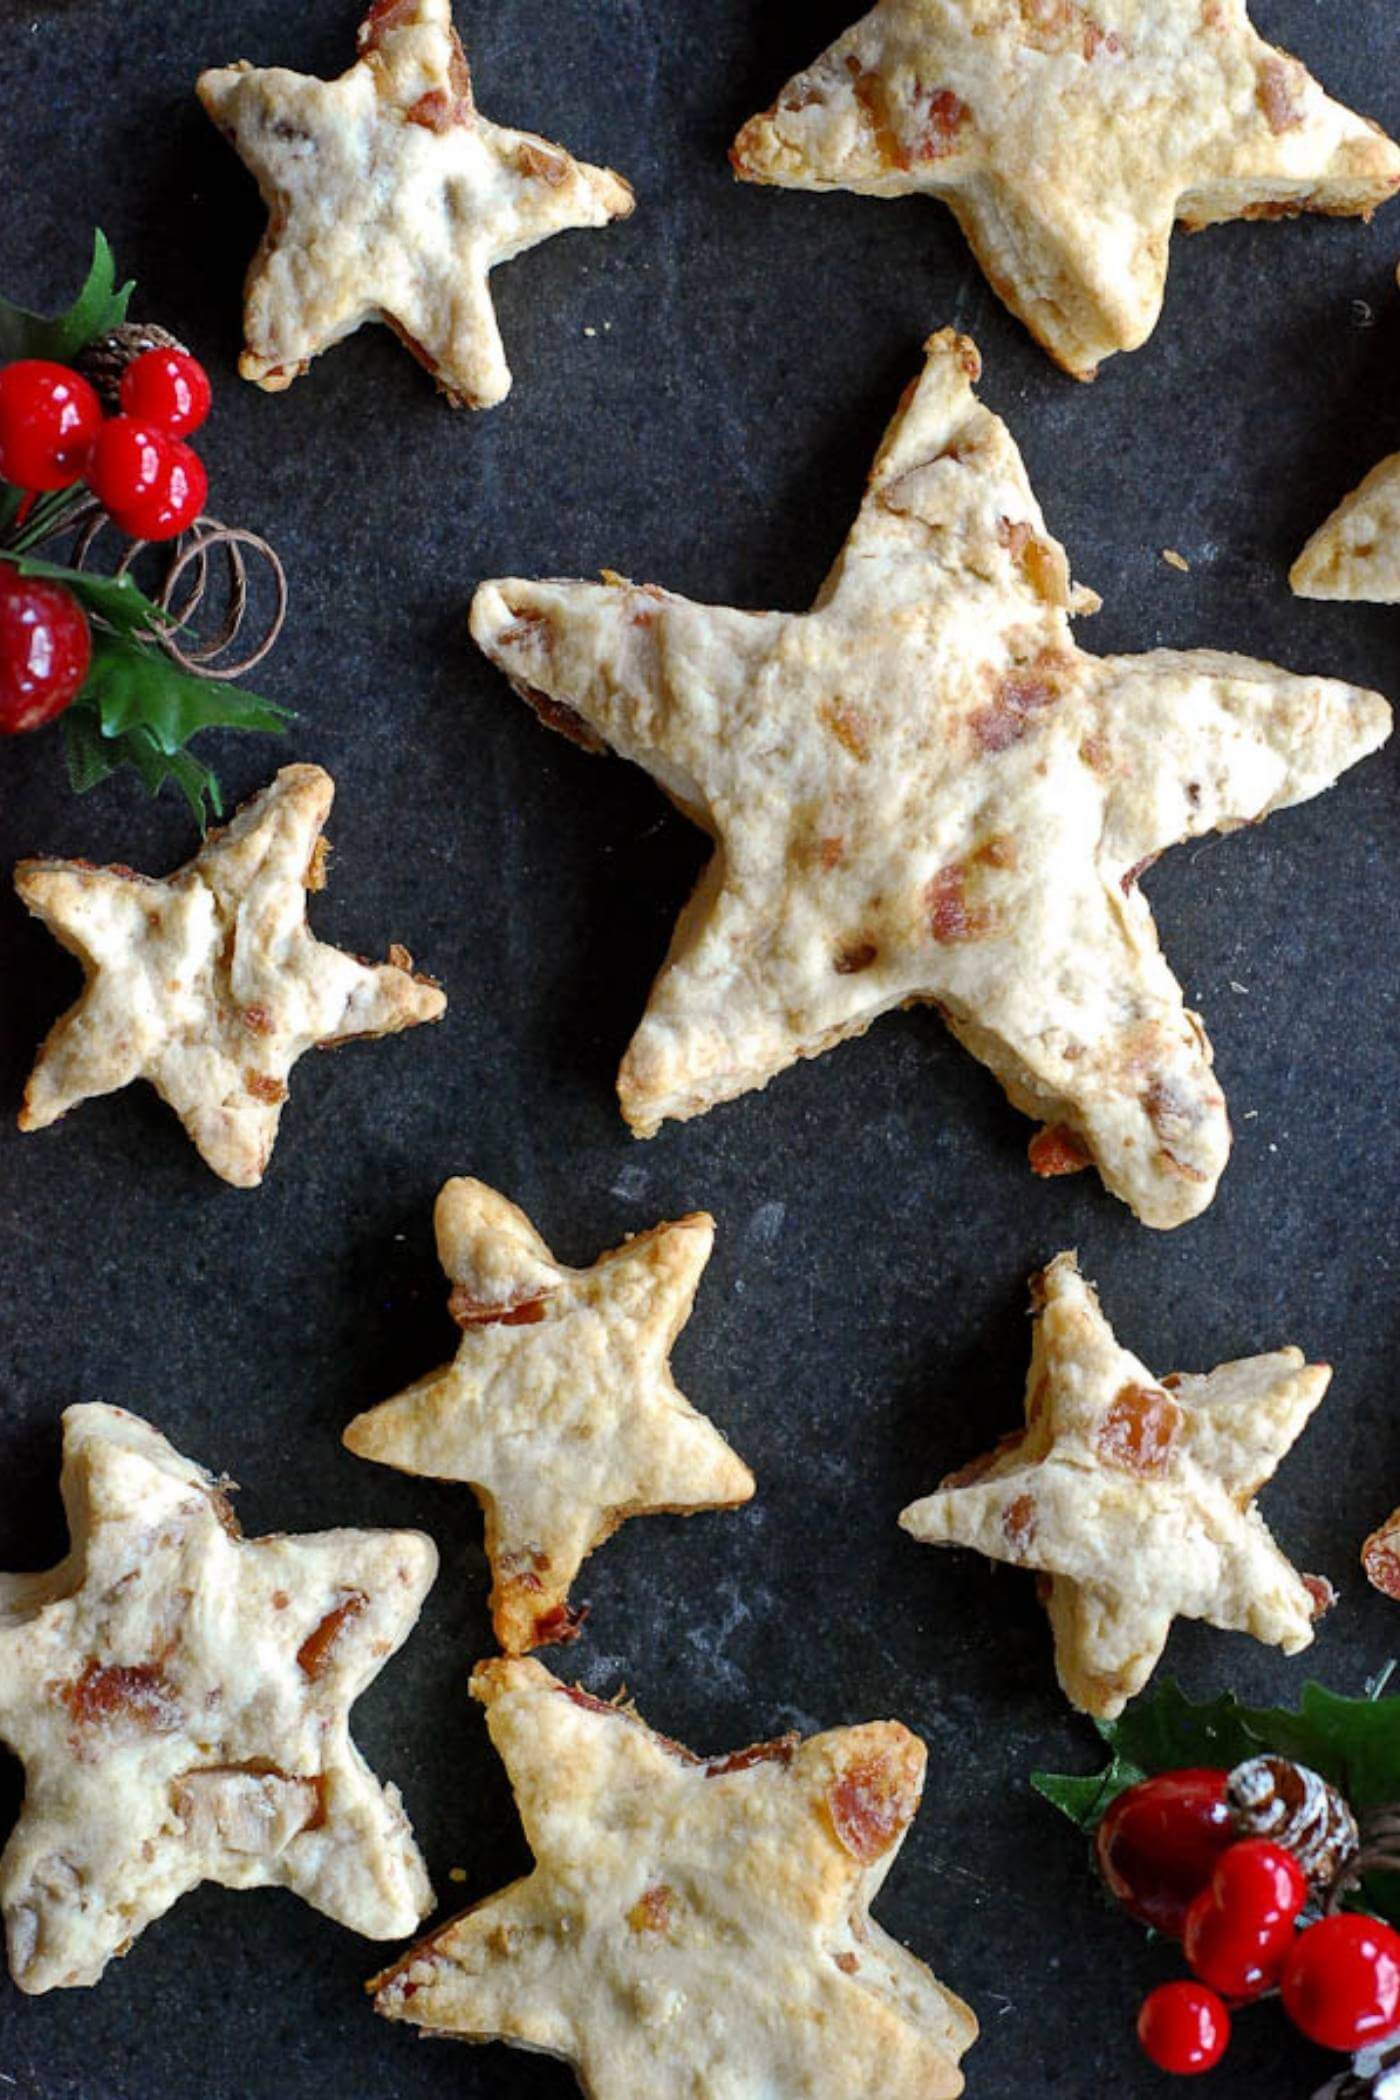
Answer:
15 764 446 1188
369 1657 977 2098
730 0 1400 378
0 1405 436 1993
471 331 1390 1229
343 1180 754 1652
197 0 634 406
900 1251 1332 1718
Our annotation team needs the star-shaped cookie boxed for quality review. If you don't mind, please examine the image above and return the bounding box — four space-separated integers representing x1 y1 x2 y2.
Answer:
0 1403 437 1993
344 1180 754 1652
198 0 634 406
471 331 1390 1229
730 1 1400 378
369 1656 978 2097
16 763 446 1188
900 1251 1332 1718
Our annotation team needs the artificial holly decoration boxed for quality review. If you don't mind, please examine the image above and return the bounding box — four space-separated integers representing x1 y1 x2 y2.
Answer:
0 233 289 822
1034 1676 1400 2082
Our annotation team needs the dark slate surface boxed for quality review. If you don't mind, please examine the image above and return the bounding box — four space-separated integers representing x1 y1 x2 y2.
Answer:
1 2 1399 2094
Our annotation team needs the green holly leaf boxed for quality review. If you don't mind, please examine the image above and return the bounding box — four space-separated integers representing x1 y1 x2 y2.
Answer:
60 634 291 829
1032 1676 1400 1928
10 553 167 640
1031 1745 1147 1831
84 631 290 752
0 231 134 364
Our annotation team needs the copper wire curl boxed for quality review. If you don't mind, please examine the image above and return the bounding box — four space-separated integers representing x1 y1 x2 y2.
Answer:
1325 1806 1400 1914
70 506 287 680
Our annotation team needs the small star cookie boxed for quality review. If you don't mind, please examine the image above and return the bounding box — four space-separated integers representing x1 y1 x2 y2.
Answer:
16 763 446 1188
198 0 634 406
900 1251 1333 1718
369 1657 978 2098
731 0 1400 379
344 1180 754 1652
471 331 1390 1229
0 1403 436 1993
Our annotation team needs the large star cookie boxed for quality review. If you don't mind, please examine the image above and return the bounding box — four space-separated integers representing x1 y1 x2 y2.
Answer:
344 1180 754 1652
16 763 445 1188
471 331 1390 1229
198 0 634 406
370 1657 978 2097
900 1251 1332 1718
730 1 1400 378
0 1403 436 1993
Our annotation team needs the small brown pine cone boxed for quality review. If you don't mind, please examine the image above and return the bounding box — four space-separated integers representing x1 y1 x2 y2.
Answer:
1228 1754 1360 1893
75 323 188 411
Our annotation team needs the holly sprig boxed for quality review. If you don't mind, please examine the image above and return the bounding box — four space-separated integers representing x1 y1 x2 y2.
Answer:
0 230 132 367
1033 1673 1400 1928
1 233 290 826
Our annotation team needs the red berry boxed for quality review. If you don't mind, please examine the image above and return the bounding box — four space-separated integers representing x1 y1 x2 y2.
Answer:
0 562 92 733
87 419 206 541
1183 1885 1291 2000
0 359 102 491
119 347 211 439
1138 1981 1231 2075
87 415 170 528
142 440 206 540
1282 1914 1400 2052
1095 1771 1234 1938
1211 1840 1308 1933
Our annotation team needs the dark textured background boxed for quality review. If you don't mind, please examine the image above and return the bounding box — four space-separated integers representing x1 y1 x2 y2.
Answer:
1 1 1398 2094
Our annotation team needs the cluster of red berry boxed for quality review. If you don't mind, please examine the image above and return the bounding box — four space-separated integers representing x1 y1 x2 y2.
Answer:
1097 1769 1400 2075
0 346 212 734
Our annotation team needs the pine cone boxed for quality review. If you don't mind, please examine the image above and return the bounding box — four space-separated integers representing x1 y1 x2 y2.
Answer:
1228 1755 1359 1892
75 323 187 411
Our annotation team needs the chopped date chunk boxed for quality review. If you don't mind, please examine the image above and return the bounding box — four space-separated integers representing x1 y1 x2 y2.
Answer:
517 141 567 185
59 1661 181 1733
826 1750 919 1863
1001 1493 1038 1557
531 1603 587 1647
942 1430 1025 1489
927 863 998 943
627 1883 675 1933
1029 1125 1092 1178
296 1590 369 1680
1096 1383 1182 1476
1257 56 1304 134
448 1284 551 1328
702 1737 798 1779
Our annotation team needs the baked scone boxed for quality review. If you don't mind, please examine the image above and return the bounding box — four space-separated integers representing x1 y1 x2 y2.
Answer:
16 763 446 1188
1293 424 1400 603
344 1180 754 1652
0 1404 436 1993
370 1657 978 2097
900 1251 1333 1718
471 330 1391 1230
198 0 634 406
731 0 1400 379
